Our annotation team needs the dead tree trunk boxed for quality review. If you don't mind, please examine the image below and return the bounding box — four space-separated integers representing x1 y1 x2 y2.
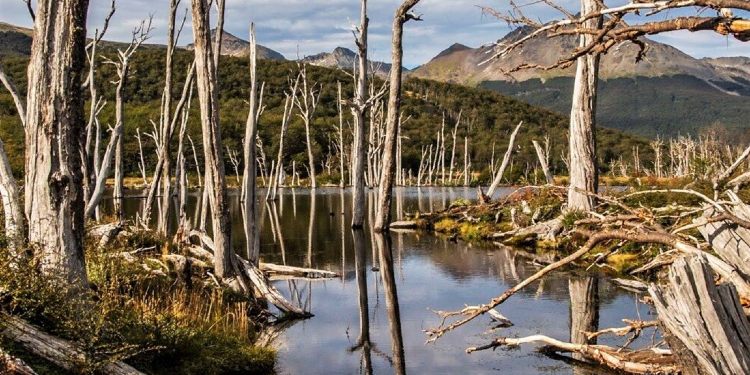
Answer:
487 121 523 198
533 139 554 185
25 0 90 284
567 0 601 211
351 0 369 228
0 64 26 243
649 254 750 375
373 0 421 232
269 76 298 201
242 24 260 266
190 0 235 280
294 65 320 189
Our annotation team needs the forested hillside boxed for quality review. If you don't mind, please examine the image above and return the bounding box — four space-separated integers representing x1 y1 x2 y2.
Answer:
0 48 649 182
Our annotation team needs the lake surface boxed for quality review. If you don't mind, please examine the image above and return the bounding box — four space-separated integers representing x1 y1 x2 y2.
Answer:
111 187 654 375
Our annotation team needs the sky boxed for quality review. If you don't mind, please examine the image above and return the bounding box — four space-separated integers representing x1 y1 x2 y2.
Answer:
0 0 748 68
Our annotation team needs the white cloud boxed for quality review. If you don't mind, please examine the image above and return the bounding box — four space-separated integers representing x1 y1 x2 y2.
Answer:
1 0 747 67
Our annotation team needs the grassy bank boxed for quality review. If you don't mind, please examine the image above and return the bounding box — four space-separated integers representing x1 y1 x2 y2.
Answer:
0 227 275 375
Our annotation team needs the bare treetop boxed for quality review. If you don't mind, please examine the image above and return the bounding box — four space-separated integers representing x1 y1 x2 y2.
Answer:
480 0 750 72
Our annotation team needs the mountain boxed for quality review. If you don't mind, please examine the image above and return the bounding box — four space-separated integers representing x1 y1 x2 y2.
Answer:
301 47 395 77
186 29 286 61
411 27 750 137
0 22 32 56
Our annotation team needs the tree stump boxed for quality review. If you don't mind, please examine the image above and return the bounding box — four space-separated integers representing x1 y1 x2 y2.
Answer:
648 254 750 375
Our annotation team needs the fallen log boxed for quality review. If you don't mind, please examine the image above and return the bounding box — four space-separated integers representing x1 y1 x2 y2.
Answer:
236 257 312 318
1 315 144 375
649 254 750 375
492 216 563 242
466 335 678 374
0 347 37 375
259 263 338 279
388 220 417 230
88 222 124 250
697 192 750 280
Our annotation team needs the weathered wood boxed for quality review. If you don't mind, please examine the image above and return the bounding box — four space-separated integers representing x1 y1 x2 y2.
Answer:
191 0 235 280
373 0 422 231
1 315 143 375
466 335 678 374
533 139 554 185
25 0 90 284
351 1 368 227
649 254 750 375
242 24 261 265
698 192 750 280
567 0 601 211
487 121 523 198
389 220 417 230
259 263 338 279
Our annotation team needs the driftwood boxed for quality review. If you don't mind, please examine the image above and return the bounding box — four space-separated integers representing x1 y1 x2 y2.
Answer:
1 316 143 375
466 335 678 374
492 216 563 242
388 220 418 230
697 191 750 280
259 263 338 280
649 254 750 375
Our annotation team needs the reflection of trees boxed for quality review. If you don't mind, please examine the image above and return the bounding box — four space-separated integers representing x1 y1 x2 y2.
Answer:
375 233 406 375
569 277 600 367
350 229 373 375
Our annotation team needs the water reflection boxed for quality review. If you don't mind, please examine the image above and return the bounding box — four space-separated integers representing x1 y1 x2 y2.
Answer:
104 187 649 374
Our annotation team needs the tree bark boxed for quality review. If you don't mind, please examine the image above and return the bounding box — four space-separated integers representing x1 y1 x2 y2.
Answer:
242 24 260 265
373 0 421 232
190 0 234 280
351 0 369 229
649 254 750 375
25 0 90 284
567 0 601 211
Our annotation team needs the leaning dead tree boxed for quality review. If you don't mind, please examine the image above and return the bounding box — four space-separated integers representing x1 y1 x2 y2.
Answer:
373 0 422 232
486 121 523 198
25 0 90 284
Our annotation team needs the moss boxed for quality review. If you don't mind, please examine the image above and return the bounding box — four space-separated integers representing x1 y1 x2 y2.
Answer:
433 218 459 233
607 253 640 273
458 223 494 241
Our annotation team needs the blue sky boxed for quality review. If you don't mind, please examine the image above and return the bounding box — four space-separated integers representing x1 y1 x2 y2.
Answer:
1 0 748 68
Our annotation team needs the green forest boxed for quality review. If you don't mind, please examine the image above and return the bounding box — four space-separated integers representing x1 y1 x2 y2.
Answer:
0 48 650 183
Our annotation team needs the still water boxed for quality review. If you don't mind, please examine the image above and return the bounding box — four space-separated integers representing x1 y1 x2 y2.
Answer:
111 187 653 375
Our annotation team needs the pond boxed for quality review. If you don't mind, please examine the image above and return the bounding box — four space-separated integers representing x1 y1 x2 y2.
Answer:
110 187 654 375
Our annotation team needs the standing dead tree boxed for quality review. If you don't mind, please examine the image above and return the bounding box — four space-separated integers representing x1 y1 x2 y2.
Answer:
294 64 321 189
269 75 299 201
533 137 554 185
0 65 26 244
242 23 262 266
25 0 90 283
190 0 237 283
373 0 422 232
100 18 153 221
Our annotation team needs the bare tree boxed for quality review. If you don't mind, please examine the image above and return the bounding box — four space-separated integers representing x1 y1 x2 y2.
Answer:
25 0 90 283
373 0 422 232
242 23 262 266
104 18 153 220
0 65 26 244
293 64 321 189
351 0 369 228
190 0 235 280
269 75 299 201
